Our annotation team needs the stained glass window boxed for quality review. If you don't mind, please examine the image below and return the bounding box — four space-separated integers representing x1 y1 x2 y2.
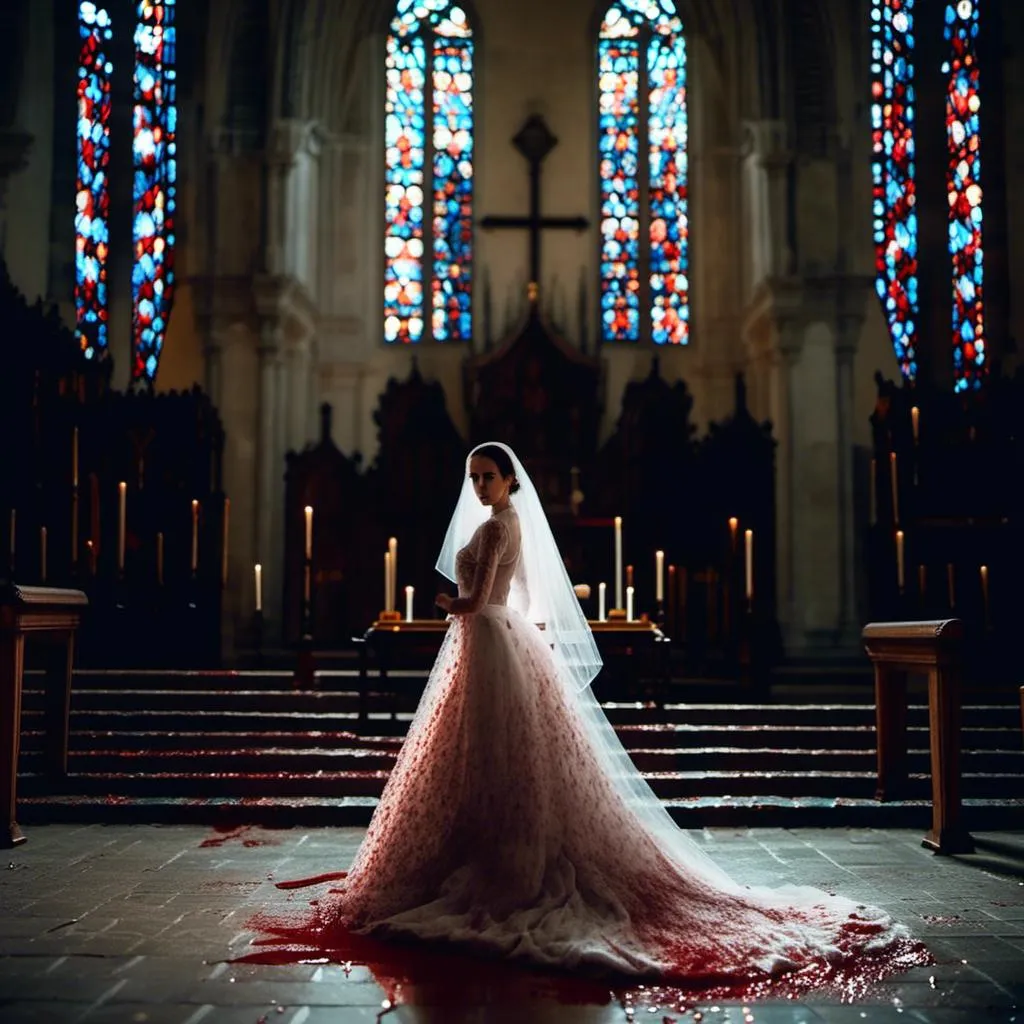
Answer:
132 0 177 384
76 2 114 363
384 0 473 344
870 0 919 380
943 0 985 392
598 0 687 345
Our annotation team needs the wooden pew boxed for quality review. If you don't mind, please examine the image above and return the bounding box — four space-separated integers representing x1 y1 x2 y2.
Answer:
862 618 973 855
1 584 88 847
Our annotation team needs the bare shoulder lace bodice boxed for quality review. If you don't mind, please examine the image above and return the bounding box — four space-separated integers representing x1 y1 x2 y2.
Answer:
449 507 521 614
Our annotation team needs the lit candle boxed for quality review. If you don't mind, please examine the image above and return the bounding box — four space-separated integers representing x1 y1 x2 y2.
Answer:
221 498 230 586
117 482 127 572
947 562 956 609
911 406 920 444
728 517 739 553
72 426 79 488
190 499 199 573
384 551 392 613
405 585 414 622
655 550 664 603
86 538 96 576
890 452 900 525
40 526 47 583
614 516 623 611
626 564 634 591
388 537 398 612
626 585 634 622
744 529 754 600
304 505 313 561
254 563 263 613
869 458 877 526
157 531 164 585
896 530 905 591
598 581 607 622
980 565 990 625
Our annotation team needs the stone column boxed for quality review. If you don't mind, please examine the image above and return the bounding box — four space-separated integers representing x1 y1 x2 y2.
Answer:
834 338 859 645
255 317 284 638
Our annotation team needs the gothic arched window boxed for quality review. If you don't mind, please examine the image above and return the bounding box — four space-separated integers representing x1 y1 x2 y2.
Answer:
384 0 474 344
870 0 919 380
870 0 986 391
76 1 114 363
132 0 177 384
75 0 177 384
597 0 688 345
943 0 984 392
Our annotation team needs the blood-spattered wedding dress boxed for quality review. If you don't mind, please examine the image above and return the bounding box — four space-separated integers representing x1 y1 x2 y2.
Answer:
254 450 928 988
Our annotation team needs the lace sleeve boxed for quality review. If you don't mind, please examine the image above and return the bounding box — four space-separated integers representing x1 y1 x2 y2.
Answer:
448 517 507 615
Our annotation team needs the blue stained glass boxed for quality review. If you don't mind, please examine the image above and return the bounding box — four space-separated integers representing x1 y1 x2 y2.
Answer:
870 0 919 380
131 0 176 384
599 0 687 345
944 1 985 392
385 0 473 344
76 3 113 362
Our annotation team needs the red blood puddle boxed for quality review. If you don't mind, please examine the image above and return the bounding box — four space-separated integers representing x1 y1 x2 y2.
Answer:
232 901 933 1013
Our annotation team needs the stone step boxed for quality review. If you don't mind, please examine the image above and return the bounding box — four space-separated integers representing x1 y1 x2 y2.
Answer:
15 744 1024 777
15 791 1024 831
15 767 1021 801
20 685 1022 729
18 711 1021 755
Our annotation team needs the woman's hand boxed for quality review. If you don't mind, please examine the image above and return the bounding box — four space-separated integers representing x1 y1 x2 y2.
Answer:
435 592 453 613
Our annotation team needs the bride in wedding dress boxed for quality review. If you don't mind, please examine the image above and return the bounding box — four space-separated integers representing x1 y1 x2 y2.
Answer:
254 442 928 987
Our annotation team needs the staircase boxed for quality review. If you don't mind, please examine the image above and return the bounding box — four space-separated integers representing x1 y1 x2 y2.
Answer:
16 668 1024 830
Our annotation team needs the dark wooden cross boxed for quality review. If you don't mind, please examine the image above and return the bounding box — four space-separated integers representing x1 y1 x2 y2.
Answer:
479 115 588 287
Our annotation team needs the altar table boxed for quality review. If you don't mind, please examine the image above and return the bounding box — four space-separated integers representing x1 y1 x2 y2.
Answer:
353 617 670 723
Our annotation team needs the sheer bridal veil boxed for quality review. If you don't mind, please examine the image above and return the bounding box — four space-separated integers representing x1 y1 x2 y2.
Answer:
436 441 602 693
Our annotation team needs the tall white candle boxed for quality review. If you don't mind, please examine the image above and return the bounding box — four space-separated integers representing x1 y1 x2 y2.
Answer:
614 516 623 610
598 581 606 622
254 563 262 612
117 482 127 571
911 405 920 444
896 530 905 591
655 550 664 602
626 585 634 622
890 452 900 525
744 529 754 600
980 564 989 624
190 499 199 573
728 517 739 553
384 551 392 612
405 585 414 622
388 537 398 612
304 505 313 560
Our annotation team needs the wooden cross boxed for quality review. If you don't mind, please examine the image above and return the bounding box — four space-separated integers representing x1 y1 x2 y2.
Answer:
479 115 588 288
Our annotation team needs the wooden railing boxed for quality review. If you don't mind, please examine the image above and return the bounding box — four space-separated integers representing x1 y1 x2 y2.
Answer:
862 618 973 855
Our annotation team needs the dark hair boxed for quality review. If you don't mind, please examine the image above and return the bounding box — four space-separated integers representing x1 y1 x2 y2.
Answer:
470 444 521 494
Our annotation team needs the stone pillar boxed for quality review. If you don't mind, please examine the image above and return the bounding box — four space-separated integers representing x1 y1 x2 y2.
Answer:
255 317 284 638
835 322 862 647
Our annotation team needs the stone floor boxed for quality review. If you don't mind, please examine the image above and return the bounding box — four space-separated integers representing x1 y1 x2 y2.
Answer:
0 824 1021 1023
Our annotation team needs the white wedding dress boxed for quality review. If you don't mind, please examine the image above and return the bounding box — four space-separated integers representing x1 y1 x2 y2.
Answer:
256 505 928 985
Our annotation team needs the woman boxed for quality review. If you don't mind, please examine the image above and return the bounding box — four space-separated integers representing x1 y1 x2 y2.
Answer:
259 443 928 985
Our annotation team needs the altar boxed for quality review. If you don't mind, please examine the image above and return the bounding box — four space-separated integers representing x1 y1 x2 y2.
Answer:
352 617 670 724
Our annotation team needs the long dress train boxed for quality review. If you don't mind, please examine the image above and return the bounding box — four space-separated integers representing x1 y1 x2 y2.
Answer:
258 506 929 984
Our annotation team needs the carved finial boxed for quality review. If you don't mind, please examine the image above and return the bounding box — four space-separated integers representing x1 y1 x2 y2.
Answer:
527 281 539 304
319 402 332 443
410 355 422 381
649 355 661 380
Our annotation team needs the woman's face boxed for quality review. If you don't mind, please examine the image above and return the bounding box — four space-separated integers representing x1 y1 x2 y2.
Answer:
468 456 511 507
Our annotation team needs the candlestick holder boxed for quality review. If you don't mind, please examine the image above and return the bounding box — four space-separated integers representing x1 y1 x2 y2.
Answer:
378 609 402 623
607 608 627 620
